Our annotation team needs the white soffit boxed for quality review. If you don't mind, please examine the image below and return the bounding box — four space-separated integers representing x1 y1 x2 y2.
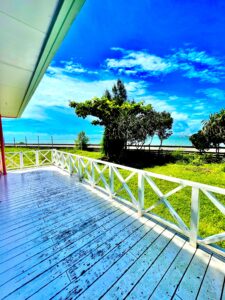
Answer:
0 0 85 118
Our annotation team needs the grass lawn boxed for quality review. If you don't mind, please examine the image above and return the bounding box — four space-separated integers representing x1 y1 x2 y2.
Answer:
144 163 225 248
4 147 225 248
5 147 102 159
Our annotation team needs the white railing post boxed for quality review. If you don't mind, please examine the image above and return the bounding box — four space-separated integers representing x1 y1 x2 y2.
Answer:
61 154 65 169
35 150 39 166
109 165 114 199
54 151 58 167
69 155 73 175
51 149 54 165
138 172 144 217
91 161 95 187
78 158 83 181
19 152 23 169
190 187 200 247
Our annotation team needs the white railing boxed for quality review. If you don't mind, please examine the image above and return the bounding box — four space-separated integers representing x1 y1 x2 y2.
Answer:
4 149 225 256
52 149 225 256
5 150 52 170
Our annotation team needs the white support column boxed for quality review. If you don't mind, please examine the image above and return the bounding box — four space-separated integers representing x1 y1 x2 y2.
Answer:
19 152 24 169
35 151 39 167
190 187 200 247
109 165 114 199
138 172 144 217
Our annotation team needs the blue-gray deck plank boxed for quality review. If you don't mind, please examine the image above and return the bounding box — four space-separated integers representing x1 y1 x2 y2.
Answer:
0 167 224 300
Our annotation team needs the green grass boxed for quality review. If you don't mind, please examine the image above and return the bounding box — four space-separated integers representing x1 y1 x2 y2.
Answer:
4 147 225 248
143 163 225 248
5 147 39 152
5 147 102 159
5 147 52 168
61 148 103 160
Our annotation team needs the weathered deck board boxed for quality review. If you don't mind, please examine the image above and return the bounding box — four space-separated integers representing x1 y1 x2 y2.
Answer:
197 256 225 300
175 249 211 299
0 167 224 300
75 225 169 300
125 235 185 300
149 242 196 299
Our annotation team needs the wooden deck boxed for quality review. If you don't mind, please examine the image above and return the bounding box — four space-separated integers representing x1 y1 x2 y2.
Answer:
0 167 225 300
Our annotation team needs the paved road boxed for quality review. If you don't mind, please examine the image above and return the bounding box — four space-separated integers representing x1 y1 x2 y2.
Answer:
5 143 225 154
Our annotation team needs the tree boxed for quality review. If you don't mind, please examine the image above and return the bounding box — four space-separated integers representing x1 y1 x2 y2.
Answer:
112 79 127 105
156 111 173 151
190 109 225 155
112 108 159 150
189 130 210 153
202 109 225 154
144 110 159 150
103 89 111 100
70 79 173 160
70 80 153 159
75 131 89 150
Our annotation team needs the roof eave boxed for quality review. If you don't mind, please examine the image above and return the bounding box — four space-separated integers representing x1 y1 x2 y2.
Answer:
17 0 85 118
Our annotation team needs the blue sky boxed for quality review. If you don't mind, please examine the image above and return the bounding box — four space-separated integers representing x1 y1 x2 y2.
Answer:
3 0 225 145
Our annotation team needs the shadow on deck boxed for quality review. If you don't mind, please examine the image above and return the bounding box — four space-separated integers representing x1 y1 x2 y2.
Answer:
0 167 224 300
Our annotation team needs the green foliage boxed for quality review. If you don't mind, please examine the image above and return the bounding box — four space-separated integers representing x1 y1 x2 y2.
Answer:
201 153 222 163
100 132 106 155
190 109 225 154
189 130 210 153
171 151 222 165
171 149 188 163
75 131 89 150
189 109 225 155
112 79 127 105
190 154 206 166
156 111 173 149
70 79 153 160
70 79 173 160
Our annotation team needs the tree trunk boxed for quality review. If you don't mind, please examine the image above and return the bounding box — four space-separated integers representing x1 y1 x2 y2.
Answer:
103 127 125 161
158 139 163 155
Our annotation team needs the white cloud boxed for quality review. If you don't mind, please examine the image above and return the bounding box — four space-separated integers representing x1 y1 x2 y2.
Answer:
105 47 225 83
171 48 221 66
125 81 149 96
171 48 225 83
140 94 188 121
193 104 205 111
197 88 225 100
21 57 216 137
139 95 175 112
22 105 50 120
182 67 221 83
169 96 179 101
171 111 188 121
22 66 116 119
188 119 203 128
22 64 149 120
110 47 125 52
105 48 174 76
60 59 98 75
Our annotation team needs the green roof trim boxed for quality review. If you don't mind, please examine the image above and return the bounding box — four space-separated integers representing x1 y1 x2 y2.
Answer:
17 0 85 117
